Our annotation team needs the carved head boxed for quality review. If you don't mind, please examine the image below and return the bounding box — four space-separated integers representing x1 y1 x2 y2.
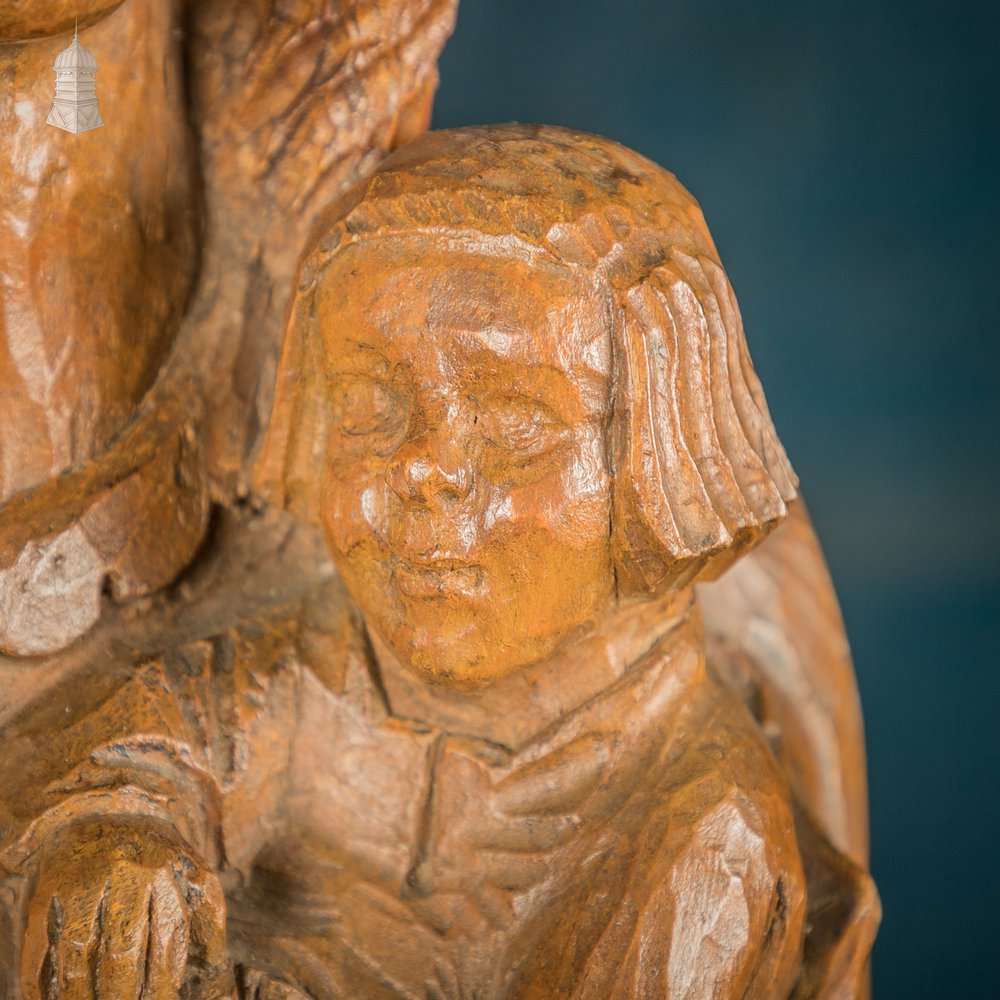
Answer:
256 125 797 688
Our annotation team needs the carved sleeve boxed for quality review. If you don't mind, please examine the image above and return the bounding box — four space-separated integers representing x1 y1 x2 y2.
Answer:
569 768 807 998
504 683 809 1000
0 625 300 880
1 655 226 878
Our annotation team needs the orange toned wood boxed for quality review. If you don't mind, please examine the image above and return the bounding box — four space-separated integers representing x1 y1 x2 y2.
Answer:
0 0 458 656
0 13 876 999
0 0 196 503
0 2 125 43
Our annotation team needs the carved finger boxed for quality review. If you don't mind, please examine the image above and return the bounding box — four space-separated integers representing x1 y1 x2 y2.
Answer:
92 876 155 999
137 868 191 998
21 881 110 1000
183 865 233 995
19 893 63 1000
49 880 111 1000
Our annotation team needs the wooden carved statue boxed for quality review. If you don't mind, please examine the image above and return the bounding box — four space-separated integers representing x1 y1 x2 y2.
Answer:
0 6 878 1000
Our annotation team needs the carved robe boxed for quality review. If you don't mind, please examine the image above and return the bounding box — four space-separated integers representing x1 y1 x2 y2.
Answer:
1 581 867 999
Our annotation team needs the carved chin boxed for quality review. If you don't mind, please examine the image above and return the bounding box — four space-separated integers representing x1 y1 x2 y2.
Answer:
368 590 591 691
369 607 502 690
329 521 614 689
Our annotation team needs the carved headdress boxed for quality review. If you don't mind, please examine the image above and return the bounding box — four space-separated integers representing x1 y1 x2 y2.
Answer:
256 124 798 592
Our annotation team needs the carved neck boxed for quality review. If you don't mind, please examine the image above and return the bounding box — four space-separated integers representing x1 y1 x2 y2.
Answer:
366 586 701 751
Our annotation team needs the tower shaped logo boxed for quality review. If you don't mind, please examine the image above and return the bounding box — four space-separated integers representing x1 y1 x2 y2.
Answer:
47 19 104 134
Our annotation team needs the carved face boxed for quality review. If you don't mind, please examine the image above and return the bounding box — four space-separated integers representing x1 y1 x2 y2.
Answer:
316 240 615 688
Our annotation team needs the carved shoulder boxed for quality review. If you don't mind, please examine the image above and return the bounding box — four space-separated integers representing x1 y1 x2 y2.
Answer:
509 678 807 1000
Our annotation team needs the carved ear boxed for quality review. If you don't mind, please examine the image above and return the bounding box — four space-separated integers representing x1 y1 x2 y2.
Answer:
610 252 798 594
252 278 328 525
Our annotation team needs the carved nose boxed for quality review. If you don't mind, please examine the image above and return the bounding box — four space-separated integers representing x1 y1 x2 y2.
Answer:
386 433 472 504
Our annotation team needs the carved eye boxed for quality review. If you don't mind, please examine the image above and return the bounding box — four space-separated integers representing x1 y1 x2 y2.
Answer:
329 375 407 439
476 393 570 467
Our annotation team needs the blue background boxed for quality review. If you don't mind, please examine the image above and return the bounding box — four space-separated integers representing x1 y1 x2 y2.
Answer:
434 2 1000 996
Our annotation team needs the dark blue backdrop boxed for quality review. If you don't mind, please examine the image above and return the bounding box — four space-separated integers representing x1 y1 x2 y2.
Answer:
433 2 1000 996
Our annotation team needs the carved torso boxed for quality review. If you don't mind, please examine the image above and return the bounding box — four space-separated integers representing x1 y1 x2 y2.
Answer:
2 588 807 999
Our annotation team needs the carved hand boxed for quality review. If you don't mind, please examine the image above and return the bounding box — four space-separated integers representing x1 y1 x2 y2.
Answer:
20 818 232 1000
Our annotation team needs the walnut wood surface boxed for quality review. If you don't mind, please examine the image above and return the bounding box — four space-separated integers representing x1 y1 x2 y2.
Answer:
0 7 876 999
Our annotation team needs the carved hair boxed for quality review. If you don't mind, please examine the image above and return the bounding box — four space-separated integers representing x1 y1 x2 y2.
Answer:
255 125 798 593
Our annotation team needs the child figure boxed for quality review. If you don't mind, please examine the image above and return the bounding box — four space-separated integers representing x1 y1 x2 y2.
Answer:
2 126 876 999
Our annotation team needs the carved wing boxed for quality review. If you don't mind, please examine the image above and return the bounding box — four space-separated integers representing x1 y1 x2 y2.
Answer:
698 497 869 865
698 497 879 997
